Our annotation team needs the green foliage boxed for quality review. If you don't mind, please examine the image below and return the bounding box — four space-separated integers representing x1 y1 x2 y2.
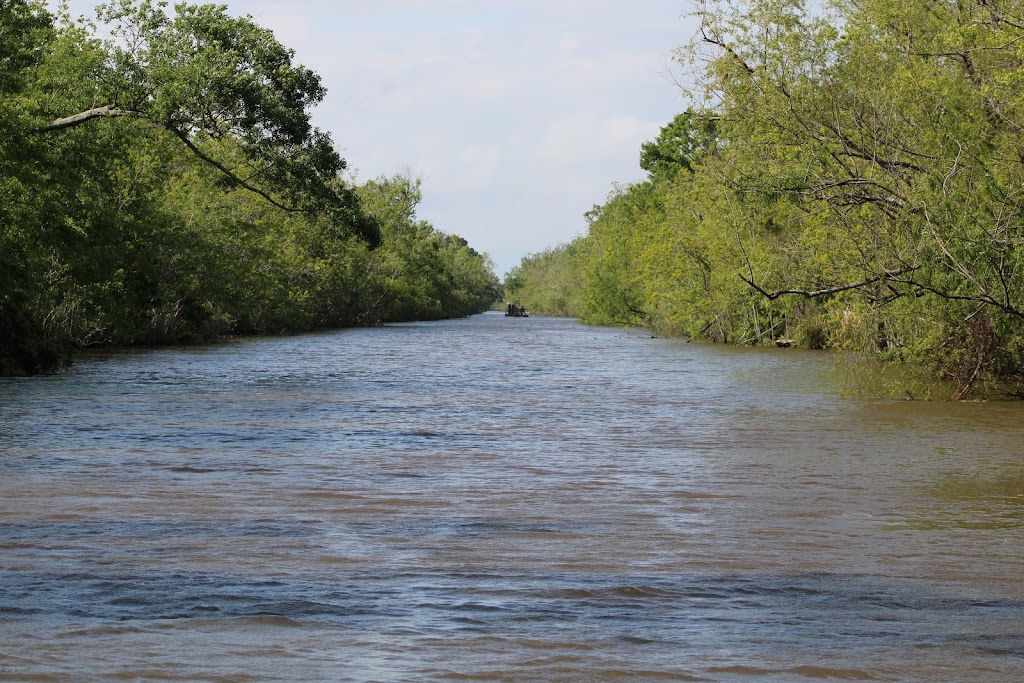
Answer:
29 0 379 244
357 175 501 322
0 0 53 94
639 111 717 181
0 3 497 375
503 240 587 317
510 0 1024 397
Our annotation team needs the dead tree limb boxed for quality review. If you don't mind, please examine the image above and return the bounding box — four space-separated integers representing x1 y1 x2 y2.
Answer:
738 265 919 300
27 106 148 135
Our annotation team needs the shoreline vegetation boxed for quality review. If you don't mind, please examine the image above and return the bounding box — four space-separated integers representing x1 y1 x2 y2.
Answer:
505 0 1024 401
1 1 500 376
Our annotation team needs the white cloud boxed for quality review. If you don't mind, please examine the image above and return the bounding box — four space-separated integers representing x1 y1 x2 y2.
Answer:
536 115 661 165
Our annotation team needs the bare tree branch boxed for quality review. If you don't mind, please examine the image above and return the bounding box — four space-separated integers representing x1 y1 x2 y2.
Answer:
891 276 1024 318
738 265 919 301
27 105 148 135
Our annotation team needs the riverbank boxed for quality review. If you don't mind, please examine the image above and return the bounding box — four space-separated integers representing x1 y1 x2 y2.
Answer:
0 301 501 378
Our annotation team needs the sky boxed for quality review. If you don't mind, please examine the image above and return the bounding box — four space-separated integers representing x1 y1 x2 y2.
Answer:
54 0 698 277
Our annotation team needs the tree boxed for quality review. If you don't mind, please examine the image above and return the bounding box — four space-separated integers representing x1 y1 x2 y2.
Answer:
680 0 1024 393
503 241 587 317
357 174 500 321
28 0 378 245
639 111 717 181
0 0 53 94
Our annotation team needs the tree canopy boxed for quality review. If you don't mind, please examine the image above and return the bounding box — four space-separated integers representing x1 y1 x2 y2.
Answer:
639 111 717 181
26 0 378 244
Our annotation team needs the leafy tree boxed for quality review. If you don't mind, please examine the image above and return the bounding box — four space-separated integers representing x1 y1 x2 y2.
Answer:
357 174 500 321
685 0 1024 394
639 111 717 181
28 0 378 245
503 241 587 317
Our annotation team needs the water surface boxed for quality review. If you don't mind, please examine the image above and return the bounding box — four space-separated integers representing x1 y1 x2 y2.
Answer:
1 313 1022 681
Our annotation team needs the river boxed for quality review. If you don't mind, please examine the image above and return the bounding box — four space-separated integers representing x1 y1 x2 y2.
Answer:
1 312 1022 681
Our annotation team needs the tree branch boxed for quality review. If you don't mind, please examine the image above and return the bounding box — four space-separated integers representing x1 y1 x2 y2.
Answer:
892 276 1024 318
700 27 754 75
28 107 313 216
27 105 148 135
739 265 918 301
168 127 305 214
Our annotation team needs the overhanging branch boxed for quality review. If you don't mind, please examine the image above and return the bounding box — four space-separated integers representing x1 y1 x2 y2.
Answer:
169 127 305 214
890 277 1024 319
27 105 148 135
739 265 919 300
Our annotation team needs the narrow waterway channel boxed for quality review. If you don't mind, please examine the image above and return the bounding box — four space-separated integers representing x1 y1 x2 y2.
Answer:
1 312 1022 681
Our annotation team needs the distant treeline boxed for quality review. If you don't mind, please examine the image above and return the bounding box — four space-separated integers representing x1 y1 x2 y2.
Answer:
1 1 499 376
506 0 1024 399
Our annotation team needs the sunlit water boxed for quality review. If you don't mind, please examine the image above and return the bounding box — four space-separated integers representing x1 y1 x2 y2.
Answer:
2 312 1023 682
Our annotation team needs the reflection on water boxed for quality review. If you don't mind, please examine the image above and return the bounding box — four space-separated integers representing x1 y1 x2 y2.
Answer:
905 470 1024 531
1 313 1023 682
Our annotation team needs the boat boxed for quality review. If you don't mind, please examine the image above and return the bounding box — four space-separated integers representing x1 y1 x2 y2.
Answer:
505 302 529 317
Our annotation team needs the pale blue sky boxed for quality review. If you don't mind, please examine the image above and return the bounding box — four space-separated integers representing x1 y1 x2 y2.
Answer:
53 1 697 276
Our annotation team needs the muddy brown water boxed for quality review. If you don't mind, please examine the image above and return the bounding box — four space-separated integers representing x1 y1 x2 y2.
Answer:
1 312 1022 681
